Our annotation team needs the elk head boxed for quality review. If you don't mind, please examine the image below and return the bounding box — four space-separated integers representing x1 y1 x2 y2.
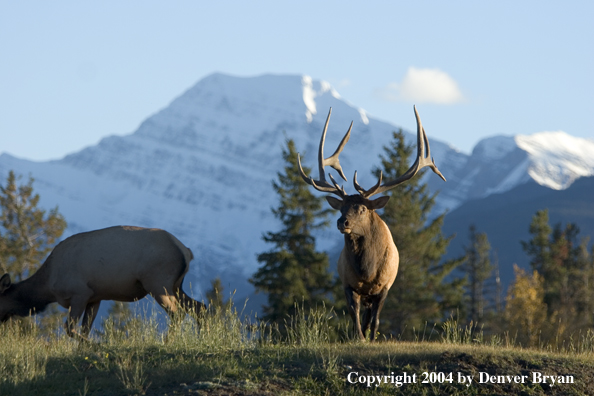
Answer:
297 106 446 232
0 274 16 322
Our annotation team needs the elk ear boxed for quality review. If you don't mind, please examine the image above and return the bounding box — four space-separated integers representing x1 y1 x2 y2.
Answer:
326 196 343 210
0 274 11 293
369 195 390 210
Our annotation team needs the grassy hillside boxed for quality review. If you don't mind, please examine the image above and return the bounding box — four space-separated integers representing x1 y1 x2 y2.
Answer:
2 305 594 396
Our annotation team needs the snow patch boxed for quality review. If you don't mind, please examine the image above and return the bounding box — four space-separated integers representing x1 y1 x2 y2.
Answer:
358 108 369 125
515 131 594 189
302 75 317 122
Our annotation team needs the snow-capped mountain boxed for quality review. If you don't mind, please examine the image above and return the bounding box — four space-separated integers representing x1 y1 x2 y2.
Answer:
1 73 593 303
516 132 594 190
428 132 594 216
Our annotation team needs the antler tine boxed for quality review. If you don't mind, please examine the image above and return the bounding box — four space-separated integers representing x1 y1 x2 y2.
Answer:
316 108 332 182
414 105 446 183
328 173 347 197
325 121 352 182
353 171 365 195
316 108 351 182
297 153 316 185
362 106 446 198
296 107 351 198
298 154 346 196
353 170 383 198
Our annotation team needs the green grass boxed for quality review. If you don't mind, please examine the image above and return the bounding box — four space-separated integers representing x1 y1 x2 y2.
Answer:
1 303 594 395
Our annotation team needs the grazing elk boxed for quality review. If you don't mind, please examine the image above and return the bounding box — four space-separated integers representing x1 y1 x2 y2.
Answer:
297 106 446 341
0 226 205 338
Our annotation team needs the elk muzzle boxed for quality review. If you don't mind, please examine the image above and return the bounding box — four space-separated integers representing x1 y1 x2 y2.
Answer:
337 217 351 234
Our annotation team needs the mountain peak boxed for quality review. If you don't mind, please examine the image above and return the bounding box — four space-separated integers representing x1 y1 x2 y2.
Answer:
515 131 594 189
132 73 371 148
472 135 517 160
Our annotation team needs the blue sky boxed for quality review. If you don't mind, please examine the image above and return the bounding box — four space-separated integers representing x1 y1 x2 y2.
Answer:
1 1 592 161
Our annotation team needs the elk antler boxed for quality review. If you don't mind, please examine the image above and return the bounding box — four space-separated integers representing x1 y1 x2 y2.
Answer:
297 108 351 198
355 106 446 198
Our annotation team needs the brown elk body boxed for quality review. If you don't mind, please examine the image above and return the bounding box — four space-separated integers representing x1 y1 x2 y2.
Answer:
0 226 204 338
298 107 446 341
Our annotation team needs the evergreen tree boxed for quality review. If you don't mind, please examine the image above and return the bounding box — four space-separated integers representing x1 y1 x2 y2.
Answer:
0 171 67 281
522 210 575 314
372 130 465 337
521 209 594 337
462 225 493 324
250 139 334 324
205 277 232 311
574 239 594 328
521 209 553 279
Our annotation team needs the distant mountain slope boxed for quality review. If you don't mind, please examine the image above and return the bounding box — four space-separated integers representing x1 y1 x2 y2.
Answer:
442 176 594 287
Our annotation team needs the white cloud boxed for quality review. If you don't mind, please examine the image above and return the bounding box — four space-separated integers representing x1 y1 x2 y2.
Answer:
378 67 465 105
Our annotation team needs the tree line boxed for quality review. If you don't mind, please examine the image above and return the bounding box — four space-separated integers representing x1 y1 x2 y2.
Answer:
1 132 593 345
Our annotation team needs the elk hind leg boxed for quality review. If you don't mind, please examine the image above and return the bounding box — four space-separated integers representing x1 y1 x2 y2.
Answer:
177 288 205 316
152 292 180 317
152 292 187 341
152 287 197 325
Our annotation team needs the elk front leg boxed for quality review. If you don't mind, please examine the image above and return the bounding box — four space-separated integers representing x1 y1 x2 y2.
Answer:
369 288 389 342
65 308 83 338
344 286 365 340
361 306 372 338
64 289 94 340
81 301 101 337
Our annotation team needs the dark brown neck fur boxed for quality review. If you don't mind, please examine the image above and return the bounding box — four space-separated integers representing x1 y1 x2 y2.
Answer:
9 266 56 317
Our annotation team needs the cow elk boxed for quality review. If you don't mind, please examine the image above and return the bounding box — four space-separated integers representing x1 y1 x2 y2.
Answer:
297 106 446 341
0 226 205 339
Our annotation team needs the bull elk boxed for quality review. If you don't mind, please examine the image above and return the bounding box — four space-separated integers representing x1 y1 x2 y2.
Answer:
0 226 205 338
297 106 446 341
